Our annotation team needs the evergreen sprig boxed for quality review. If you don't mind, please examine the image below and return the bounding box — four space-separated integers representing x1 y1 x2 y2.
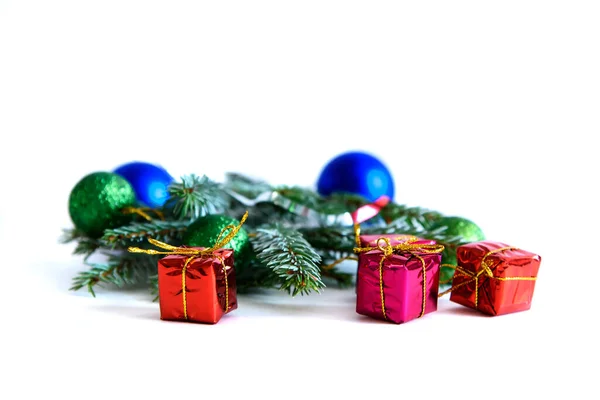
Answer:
61 228 101 260
381 203 443 229
251 224 324 296
165 174 228 221
314 192 370 215
300 226 358 254
102 220 189 247
235 258 280 292
70 253 158 297
274 186 323 210
149 274 159 301
224 172 272 199
320 267 354 288
318 248 356 288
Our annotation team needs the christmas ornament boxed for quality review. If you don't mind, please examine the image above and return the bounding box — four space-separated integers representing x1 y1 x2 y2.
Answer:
316 151 395 202
114 161 173 208
183 214 251 266
439 241 541 316
68 172 137 238
431 216 485 284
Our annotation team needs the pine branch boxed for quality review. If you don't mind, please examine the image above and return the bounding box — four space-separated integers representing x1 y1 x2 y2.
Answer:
272 188 370 216
318 248 356 288
165 174 228 221
320 267 354 288
274 186 323 210
70 253 158 297
223 185 373 227
149 274 159 301
224 172 272 199
251 224 324 296
60 228 101 260
314 192 370 215
102 220 189 247
235 258 280 292
380 203 443 229
301 226 357 253
246 202 308 226
60 228 84 244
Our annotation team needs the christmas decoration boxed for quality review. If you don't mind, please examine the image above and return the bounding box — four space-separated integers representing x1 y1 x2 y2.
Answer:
62 172 469 298
155 248 236 324
114 161 174 208
439 241 541 316
317 151 395 202
354 235 443 324
184 214 251 268
432 216 485 284
68 172 137 238
128 212 247 324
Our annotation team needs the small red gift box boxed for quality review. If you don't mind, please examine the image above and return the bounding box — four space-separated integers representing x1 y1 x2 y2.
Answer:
158 248 237 324
449 241 541 316
355 234 443 324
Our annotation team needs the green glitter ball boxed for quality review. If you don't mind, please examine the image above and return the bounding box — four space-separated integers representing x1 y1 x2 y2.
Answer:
432 216 485 284
68 172 137 238
184 214 251 267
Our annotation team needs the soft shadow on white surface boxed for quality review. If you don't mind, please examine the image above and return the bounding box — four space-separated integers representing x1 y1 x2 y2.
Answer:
88 304 160 321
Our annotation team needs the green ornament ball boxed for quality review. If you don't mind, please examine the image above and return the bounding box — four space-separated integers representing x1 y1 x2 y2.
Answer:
68 172 137 238
432 216 485 284
184 214 251 267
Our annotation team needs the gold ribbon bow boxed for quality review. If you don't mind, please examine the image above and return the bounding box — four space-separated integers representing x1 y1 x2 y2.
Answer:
122 207 165 221
353 236 444 320
128 211 249 319
438 246 537 308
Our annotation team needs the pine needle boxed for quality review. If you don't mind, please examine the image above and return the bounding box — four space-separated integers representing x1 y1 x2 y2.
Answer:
251 224 324 296
165 174 228 221
102 220 189 247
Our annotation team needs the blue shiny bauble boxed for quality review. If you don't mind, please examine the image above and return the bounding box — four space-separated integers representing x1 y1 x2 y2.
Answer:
317 152 395 201
113 161 174 208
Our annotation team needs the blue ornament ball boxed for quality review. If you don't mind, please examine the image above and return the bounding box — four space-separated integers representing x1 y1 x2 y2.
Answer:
113 161 174 208
317 151 395 202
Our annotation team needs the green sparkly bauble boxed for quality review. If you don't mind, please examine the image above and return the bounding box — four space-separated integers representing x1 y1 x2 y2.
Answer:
184 214 251 267
432 216 485 284
68 172 137 238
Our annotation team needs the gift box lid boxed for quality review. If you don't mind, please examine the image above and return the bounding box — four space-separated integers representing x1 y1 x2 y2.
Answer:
359 234 437 248
358 234 441 273
457 240 541 278
160 247 234 269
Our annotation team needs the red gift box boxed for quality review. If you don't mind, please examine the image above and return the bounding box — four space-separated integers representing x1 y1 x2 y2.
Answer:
449 241 541 316
158 248 237 324
355 234 443 324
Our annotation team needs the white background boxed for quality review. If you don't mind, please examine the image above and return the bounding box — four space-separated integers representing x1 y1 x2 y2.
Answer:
1 1 599 399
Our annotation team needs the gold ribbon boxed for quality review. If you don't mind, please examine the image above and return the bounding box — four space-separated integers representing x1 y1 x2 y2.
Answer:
353 223 361 247
122 207 165 221
438 246 537 308
128 211 248 319
354 236 444 320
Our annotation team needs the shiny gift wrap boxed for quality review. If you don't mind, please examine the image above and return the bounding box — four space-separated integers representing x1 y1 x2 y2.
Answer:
449 241 541 316
129 212 248 324
158 248 237 324
356 235 442 324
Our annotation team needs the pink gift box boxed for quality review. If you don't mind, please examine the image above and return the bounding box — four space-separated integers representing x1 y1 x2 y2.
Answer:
356 234 442 324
